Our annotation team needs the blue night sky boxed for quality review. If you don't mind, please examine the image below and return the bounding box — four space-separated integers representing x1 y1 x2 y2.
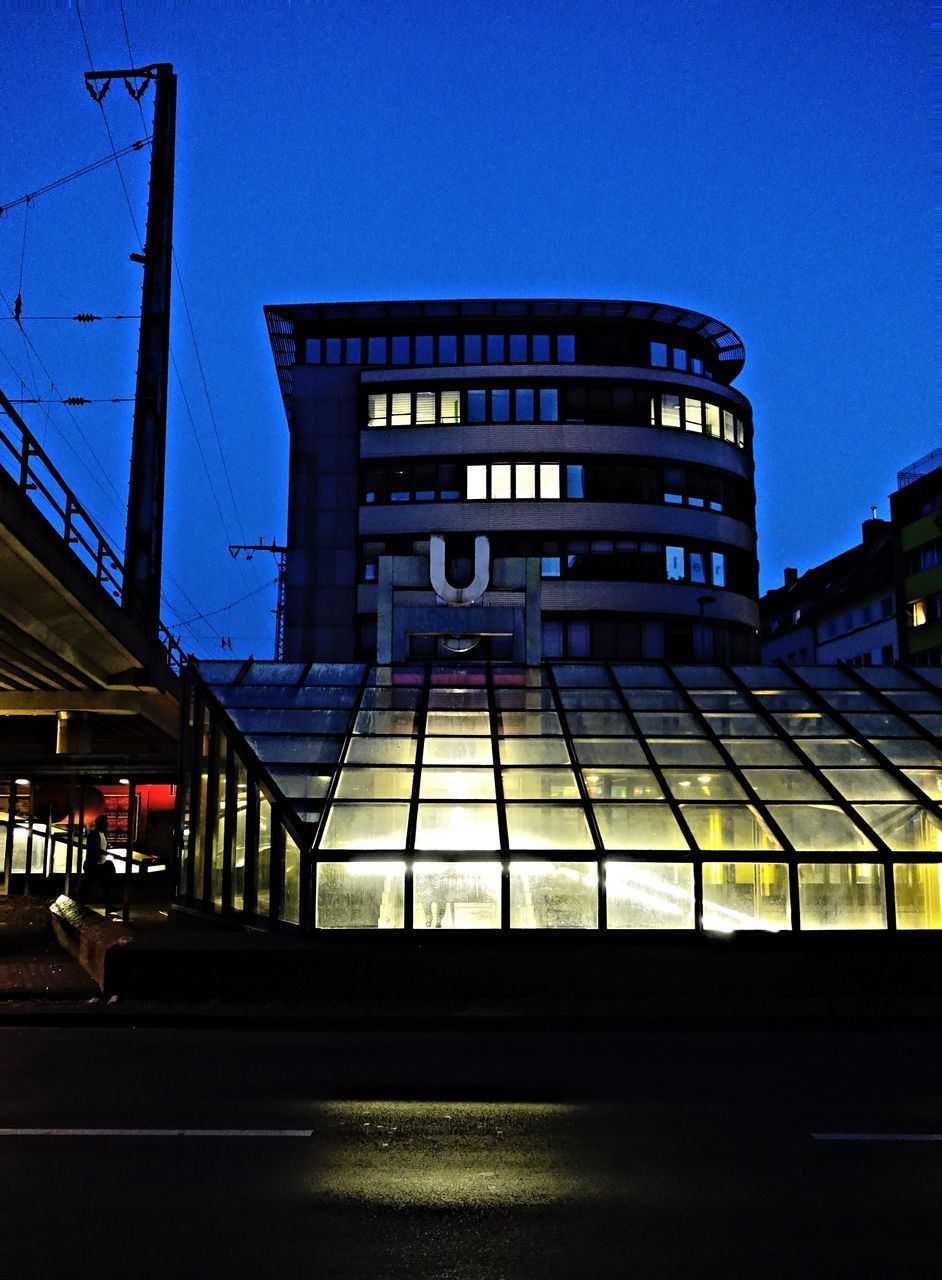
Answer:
1 0 932 657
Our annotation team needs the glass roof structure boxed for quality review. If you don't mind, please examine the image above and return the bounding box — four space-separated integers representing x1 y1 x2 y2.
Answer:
178 660 942 933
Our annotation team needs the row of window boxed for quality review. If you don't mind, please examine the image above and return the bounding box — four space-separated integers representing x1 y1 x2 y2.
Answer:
305 332 578 368
907 538 942 576
364 386 748 447
361 457 750 515
311 859 940 931
649 342 704 374
361 534 740 591
820 597 895 639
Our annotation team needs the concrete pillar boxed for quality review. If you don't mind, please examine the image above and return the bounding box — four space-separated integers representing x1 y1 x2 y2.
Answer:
56 711 92 755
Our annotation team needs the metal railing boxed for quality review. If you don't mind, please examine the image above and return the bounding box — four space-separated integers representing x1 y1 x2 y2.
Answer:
0 388 185 675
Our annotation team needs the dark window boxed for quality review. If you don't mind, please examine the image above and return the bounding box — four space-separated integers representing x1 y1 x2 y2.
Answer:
491 389 510 423
566 465 585 500
367 336 386 364
305 338 322 364
690 356 704 374
391 336 410 365
515 389 534 422
509 334 527 361
438 463 461 500
345 337 361 364
464 334 482 363
671 348 687 371
486 334 505 363
650 341 668 367
532 334 550 362
468 390 487 423
439 334 457 364
415 335 434 364
568 621 590 656
542 621 564 657
557 334 576 362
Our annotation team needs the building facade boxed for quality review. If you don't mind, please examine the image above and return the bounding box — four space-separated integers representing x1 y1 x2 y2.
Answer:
892 452 942 667
266 299 760 666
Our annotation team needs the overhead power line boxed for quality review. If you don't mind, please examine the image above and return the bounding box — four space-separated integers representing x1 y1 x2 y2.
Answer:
0 138 151 217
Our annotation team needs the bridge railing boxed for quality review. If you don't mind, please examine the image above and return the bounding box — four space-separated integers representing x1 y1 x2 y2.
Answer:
0 393 185 676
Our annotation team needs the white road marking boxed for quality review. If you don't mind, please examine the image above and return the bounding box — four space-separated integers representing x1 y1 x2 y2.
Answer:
812 1133 942 1143
0 1128 312 1137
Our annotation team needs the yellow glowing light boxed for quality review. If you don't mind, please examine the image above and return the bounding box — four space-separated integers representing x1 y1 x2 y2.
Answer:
15 778 29 786
696 775 712 784
347 861 405 877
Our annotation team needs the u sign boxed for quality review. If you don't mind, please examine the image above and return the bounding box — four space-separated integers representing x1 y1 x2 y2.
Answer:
430 534 490 605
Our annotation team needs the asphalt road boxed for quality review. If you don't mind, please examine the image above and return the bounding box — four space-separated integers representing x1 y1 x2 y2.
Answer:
3 1026 940 1278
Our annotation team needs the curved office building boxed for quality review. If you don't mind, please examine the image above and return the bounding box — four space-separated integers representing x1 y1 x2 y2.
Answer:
265 299 760 665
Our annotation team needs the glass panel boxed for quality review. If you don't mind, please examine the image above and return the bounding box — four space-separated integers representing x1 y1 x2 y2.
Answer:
573 739 647 766
663 769 747 801
635 712 701 736
509 862 597 928
722 738 798 765
488 463 511 496
367 393 387 426
661 395 681 428
665 546 684 580
315 862 405 928
648 739 723 766
624 690 686 710
419 768 495 800
354 709 416 735
440 390 461 423
594 803 688 850
539 463 560 498
505 804 594 849
565 711 632 736
345 737 417 765
605 861 694 929
798 739 876 766
424 738 494 766
391 336 410 364
361 687 422 710
501 769 580 799
853 804 942 852
390 391 411 425
742 768 828 800
231 758 247 912
798 863 887 929
874 740 942 766
426 711 491 735
702 862 791 931
415 335 433 364
894 864 942 929
281 832 301 924
560 689 623 709
439 335 457 363
256 793 272 917
767 805 875 852
902 768 942 800
689 690 750 711
516 463 536 499
557 334 576 362
844 713 912 736
244 734 344 765
821 770 912 801
335 768 414 800
682 805 781 852
703 713 771 737
415 390 436 424
463 334 482 363
486 333 505 362
415 803 500 850
583 768 662 800
413 861 501 929
773 713 840 736
318 803 410 850
500 738 570 765
491 389 510 422
515 388 534 422
467 464 487 499
212 731 227 908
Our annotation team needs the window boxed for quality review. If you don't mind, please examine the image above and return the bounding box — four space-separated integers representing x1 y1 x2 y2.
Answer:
911 599 927 627
666 546 685 581
672 348 687 370
345 337 361 363
413 862 501 929
391 336 410 364
684 399 703 432
711 552 726 588
468 390 486 423
532 334 550 362
557 334 576 362
491 464 512 500
650 341 668 367
492 389 510 422
367 393 387 427
722 410 735 443
466 465 487 500
439 334 457 363
515 389 534 422
798 863 887 930
689 552 706 584
440 390 461 423
566 465 584 499
316 862 405 928
702 862 791 931
367 336 387 364
509 862 597 928
606 862 695 929
705 403 721 437
516 463 536 499
486 334 505 363
415 335 433 364
325 337 341 364
661 394 681 428
539 388 559 421
540 463 560 499
415 391 436 425
464 334 482 363
390 392 411 425
509 334 527 361
305 337 321 363
691 356 704 374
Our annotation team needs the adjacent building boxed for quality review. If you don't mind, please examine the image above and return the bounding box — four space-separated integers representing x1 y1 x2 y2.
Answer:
265 299 760 666
893 451 942 667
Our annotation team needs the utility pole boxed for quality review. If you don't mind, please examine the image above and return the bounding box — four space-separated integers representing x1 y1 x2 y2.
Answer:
228 540 289 659
85 63 176 635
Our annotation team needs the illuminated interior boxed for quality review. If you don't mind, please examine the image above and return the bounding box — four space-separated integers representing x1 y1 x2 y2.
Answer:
175 659 942 932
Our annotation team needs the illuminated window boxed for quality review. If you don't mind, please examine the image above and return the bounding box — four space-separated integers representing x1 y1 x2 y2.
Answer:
821 770 911 801
649 738 723 766
663 769 746 801
319 803 410 850
540 463 561 499
415 391 436 425
413 861 501 929
684 399 703 432
280 832 301 925
723 410 735 442
467 464 487 500
594 802 688 850
661 395 681 428
345 737 417 765
853 803 942 852
498 710 562 735
768 805 874 852
742 768 828 800
582 768 662 800
606 861 694 929
315 861 405 928
665 546 685 581
502 769 580 799
255 793 272 916
232 757 248 912
510 862 598 928
505 803 594 849
423 737 493 766
419 768 496 800
367 393 387 427
711 552 726 588
682 805 781 852
910 599 927 627
894 864 942 929
335 768 414 800
702 862 790 931
426 711 491 736
390 392 411 425
500 737 571 766
798 863 887 929
415 803 500 850
516 464 536 499
704 403 721 437
440 390 461 423
492 464 512 500
902 769 942 800
573 738 647 766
